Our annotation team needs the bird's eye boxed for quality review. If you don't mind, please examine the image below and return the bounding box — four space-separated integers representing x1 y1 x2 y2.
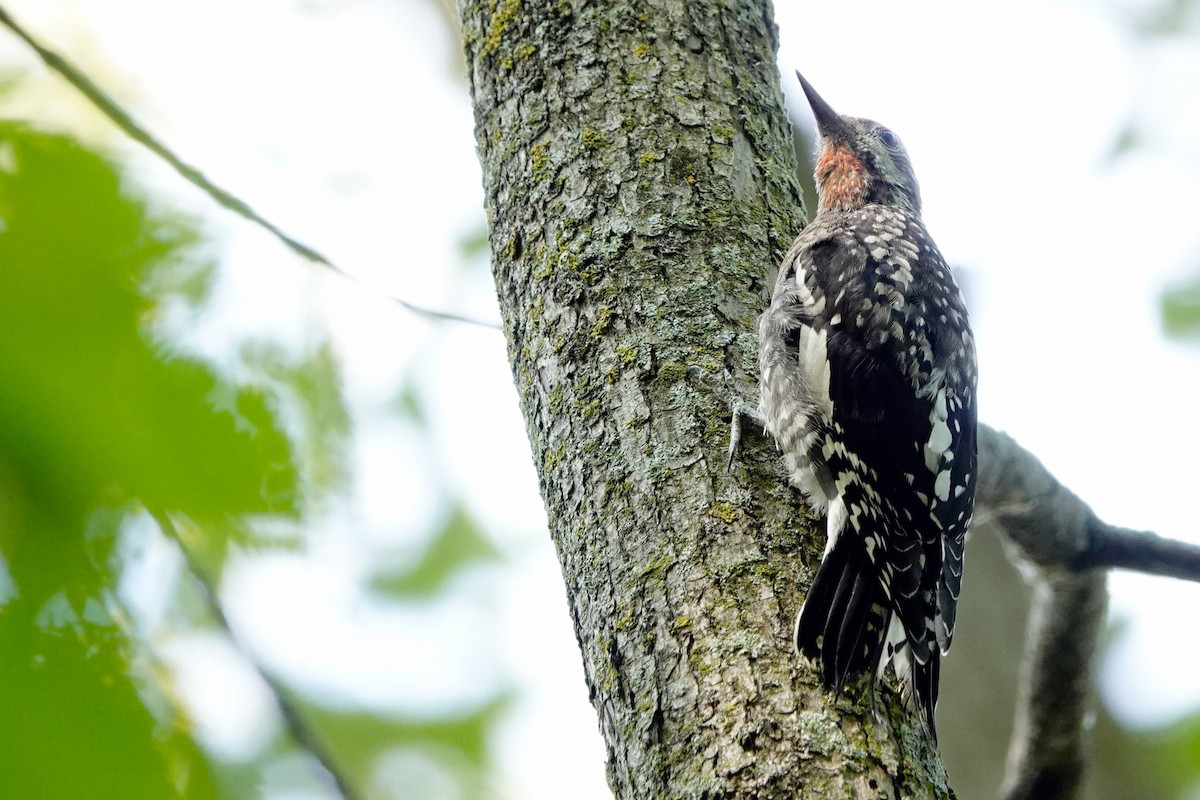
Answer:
879 129 899 148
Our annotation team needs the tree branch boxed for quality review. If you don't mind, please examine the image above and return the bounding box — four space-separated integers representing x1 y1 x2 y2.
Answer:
976 425 1200 580
973 424 1200 800
0 3 499 331
1084 524 1200 580
999 569 1105 800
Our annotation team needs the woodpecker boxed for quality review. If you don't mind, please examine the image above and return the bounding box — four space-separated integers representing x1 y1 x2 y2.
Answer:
758 72 977 737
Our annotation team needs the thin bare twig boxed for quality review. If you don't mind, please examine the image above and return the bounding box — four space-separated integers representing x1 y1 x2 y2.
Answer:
0 4 500 331
149 510 361 800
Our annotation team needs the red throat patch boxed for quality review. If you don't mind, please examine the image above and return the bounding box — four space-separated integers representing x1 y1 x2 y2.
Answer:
816 142 867 211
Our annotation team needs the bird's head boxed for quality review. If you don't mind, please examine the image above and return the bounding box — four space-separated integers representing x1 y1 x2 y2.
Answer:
795 71 922 216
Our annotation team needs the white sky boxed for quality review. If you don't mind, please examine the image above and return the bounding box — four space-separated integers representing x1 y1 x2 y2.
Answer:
3 0 1200 798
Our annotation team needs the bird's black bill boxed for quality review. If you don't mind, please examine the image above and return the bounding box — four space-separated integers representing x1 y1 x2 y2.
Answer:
795 70 851 141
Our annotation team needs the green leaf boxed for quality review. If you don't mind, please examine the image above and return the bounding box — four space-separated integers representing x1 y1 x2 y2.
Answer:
1162 278 1200 340
0 122 302 798
0 122 297 522
242 339 352 506
303 693 512 796
0 499 220 799
371 503 501 599
391 380 428 427
0 610 221 799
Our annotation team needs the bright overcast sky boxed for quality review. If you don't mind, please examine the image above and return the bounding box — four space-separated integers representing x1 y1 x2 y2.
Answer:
3 0 1200 798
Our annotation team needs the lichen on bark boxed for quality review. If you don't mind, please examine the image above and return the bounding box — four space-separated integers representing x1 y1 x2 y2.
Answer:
460 0 952 796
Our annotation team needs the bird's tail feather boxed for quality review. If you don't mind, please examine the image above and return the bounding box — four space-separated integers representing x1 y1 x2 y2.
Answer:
795 535 888 690
910 651 940 739
795 534 940 739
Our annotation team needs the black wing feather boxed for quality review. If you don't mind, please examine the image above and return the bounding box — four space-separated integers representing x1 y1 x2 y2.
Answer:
800 226 953 733
781 210 976 739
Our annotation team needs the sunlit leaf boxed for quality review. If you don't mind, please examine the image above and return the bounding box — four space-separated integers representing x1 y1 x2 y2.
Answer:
370 503 502 599
0 123 297 522
1162 278 1200 340
0 616 219 799
0 500 220 799
142 250 218 310
392 380 428 427
304 693 512 796
0 123 298 798
242 339 351 506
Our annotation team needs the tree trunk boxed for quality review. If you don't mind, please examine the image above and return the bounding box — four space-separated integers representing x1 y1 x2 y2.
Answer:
460 0 951 796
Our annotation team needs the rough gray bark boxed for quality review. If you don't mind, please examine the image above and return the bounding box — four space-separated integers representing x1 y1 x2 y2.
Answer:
460 1 950 798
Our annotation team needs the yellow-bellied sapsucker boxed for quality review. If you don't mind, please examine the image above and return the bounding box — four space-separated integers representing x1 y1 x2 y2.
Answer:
758 72 977 737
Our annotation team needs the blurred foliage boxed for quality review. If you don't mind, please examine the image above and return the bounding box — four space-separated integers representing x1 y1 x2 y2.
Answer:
0 120 507 799
0 122 265 797
1137 713 1200 795
307 694 511 798
0 124 296 526
1140 1 1200 792
1133 0 1200 35
1162 278 1200 340
371 502 502 600
242 339 352 512
457 228 491 263
392 381 428 427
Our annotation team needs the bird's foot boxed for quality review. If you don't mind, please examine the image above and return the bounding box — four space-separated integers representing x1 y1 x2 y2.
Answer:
727 397 767 472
